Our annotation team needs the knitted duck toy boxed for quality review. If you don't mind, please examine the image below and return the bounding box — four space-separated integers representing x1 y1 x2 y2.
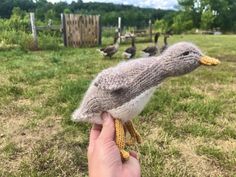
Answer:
72 42 220 160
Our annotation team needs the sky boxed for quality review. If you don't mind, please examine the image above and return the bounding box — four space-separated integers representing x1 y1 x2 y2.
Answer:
47 0 178 9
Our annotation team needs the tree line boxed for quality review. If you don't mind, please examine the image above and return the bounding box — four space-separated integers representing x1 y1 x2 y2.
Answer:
0 0 173 28
0 0 235 33
177 0 236 32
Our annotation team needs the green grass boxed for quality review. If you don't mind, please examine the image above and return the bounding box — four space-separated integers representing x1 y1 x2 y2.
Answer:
0 35 236 176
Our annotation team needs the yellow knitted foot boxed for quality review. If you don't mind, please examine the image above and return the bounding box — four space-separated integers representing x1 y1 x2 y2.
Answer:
120 149 129 161
115 119 130 161
125 120 142 144
126 138 136 146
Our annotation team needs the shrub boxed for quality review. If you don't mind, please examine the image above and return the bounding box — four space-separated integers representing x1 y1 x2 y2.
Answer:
38 32 61 50
0 30 36 51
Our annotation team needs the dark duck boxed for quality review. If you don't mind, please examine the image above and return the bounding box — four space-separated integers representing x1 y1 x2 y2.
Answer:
123 37 136 59
160 34 170 54
98 35 119 59
142 32 160 57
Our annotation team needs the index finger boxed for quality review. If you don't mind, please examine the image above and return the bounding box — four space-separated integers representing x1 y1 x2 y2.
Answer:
89 124 102 147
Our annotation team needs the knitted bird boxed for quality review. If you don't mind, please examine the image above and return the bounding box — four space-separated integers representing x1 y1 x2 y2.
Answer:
72 42 220 160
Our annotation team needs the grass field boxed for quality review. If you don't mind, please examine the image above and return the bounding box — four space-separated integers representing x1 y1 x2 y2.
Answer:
0 35 236 177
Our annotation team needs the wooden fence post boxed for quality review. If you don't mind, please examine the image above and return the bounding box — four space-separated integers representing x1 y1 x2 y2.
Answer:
98 15 102 46
30 13 38 49
118 17 121 43
149 19 152 42
61 13 67 47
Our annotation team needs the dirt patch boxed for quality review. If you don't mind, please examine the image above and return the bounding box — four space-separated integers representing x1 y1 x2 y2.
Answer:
0 102 34 147
15 98 32 107
13 115 62 148
215 139 236 153
0 115 63 172
0 97 63 172
192 81 236 99
0 76 10 85
172 112 191 127
147 126 169 142
67 74 79 81
167 137 225 177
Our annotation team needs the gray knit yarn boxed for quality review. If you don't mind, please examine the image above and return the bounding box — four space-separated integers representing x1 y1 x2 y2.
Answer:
72 42 204 124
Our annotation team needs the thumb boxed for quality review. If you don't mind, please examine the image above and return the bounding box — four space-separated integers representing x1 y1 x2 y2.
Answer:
99 112 115 141
123 156 141 176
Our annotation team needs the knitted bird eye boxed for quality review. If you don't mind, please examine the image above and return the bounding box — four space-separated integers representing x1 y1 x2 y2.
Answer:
112 88 124 95
182 51 190 56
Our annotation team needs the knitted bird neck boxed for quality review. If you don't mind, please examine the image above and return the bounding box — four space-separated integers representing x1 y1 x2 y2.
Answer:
130 54 199 94
130 57 172 91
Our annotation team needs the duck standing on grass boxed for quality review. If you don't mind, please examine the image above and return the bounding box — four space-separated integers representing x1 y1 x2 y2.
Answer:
123 37 136 59
160 34 170 54
98 35 119 59
72 42 220 161
142 32 160 57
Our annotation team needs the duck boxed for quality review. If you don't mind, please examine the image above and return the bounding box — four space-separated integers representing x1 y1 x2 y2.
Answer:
122 37 136 59
72 42 220 160
160 34 170 54
142 32 160 57
98 35 119 59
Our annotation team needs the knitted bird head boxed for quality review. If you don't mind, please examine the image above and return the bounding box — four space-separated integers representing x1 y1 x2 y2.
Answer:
160 42 220 77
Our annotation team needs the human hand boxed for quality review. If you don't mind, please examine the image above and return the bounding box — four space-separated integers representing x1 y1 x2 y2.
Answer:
87 112 141 177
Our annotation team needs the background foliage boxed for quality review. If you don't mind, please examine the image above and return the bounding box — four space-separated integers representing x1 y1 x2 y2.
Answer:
0 0 235 51
0 0 236 35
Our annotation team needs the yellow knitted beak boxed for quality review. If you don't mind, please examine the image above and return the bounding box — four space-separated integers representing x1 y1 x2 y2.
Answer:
200 56 220 66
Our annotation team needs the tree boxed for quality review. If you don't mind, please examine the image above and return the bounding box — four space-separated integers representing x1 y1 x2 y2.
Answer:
64 8 72 14
154 19 168 33
0 0 14 18
7 7 29 31
178 0 202 28
0 0 174 29
45 9 57 21
178 0 236 32
35 0 53 21
200 7 215 30
172 12 193 33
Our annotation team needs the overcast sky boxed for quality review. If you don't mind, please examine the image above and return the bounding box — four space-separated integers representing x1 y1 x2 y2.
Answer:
47 0 178 9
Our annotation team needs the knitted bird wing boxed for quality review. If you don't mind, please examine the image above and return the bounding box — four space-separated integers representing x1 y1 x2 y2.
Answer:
94 68 132 91
94 58 156 92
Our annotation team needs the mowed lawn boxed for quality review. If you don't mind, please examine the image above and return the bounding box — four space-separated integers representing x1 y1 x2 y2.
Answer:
0 35 236 176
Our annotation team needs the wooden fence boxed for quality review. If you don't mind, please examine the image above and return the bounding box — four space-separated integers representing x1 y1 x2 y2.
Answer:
63 14 101 47
119 19 153 42
30 13 101 48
